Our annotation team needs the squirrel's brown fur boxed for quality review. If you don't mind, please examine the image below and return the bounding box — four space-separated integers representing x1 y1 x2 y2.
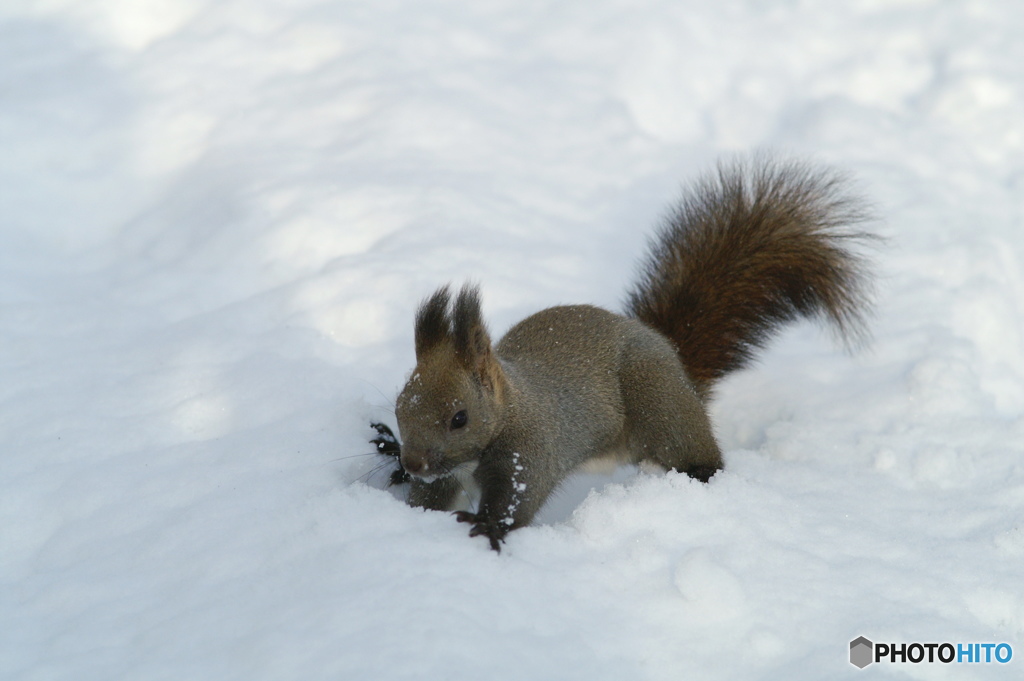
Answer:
392 156 875 551
627 157 873 399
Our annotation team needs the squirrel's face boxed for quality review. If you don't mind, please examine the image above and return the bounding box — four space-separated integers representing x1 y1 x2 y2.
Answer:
395 346 504 481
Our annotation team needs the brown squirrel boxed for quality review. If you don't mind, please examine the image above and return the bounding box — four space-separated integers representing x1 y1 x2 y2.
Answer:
384 156 874 551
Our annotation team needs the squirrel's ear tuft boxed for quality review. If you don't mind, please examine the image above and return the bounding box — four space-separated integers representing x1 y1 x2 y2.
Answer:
453 284 488 360
414 285 453 358
453 284 502 390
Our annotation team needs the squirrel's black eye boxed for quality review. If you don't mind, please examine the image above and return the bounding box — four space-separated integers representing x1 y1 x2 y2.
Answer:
450 410 468 430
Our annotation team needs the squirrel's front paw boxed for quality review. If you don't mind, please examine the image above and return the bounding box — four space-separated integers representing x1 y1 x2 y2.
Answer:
369 422 409 486
453 511 507 552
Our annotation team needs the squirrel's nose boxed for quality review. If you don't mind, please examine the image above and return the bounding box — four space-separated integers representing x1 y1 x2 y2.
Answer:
400 450 429 477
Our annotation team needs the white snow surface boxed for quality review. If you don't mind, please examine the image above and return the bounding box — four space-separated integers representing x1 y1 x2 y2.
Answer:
3 1 1024 679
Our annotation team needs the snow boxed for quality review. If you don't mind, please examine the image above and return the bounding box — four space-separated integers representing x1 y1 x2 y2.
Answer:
2 1 1023 679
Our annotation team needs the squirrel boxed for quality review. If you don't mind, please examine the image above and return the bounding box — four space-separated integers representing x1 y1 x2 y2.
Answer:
379 156 875 552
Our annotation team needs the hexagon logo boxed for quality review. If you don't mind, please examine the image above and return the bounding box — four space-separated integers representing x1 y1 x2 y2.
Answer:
850 636 873 668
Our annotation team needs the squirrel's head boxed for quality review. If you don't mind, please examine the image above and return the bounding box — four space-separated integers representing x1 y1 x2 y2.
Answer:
395 284 507 480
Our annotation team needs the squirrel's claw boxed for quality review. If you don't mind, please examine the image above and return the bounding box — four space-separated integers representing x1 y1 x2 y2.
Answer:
454 511 506 552
369 421 409 486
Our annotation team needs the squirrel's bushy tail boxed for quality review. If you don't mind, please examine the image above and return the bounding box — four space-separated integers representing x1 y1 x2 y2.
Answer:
626 156 876 398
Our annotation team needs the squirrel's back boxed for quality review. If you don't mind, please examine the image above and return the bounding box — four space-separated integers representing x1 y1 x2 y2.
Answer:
496 304 669 371
626 156 875 398
494 303 691 431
